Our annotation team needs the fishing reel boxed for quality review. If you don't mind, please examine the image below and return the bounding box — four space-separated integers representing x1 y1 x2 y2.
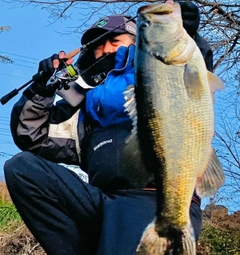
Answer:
47 63 108 91
47 64 80 90
48 63 108 107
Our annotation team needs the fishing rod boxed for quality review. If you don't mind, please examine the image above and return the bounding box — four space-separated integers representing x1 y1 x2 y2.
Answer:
0 48 80 105
0 15 137 105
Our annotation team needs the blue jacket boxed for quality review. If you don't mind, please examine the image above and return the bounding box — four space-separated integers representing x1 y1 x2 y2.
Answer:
9 36 212 170
85 45 135 129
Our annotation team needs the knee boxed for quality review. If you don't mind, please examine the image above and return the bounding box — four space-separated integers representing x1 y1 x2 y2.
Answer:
4 151 36 183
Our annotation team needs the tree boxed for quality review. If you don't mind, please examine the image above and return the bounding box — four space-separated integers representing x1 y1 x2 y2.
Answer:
5 0 239 73
3 0 240 211
191 0 240 212
0 26 13 64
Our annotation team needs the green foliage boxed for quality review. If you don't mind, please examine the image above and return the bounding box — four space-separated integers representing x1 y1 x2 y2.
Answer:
197 222 240 255
0 199 22 229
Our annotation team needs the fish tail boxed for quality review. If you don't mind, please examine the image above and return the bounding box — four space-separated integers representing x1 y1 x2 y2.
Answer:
136 220 196 255
182 222 196 255
136 221 168 255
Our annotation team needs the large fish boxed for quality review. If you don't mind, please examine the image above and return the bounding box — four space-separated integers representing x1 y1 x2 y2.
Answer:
123 1 225 254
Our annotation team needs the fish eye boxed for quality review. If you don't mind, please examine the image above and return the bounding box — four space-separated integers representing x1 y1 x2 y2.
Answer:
140 21 150 28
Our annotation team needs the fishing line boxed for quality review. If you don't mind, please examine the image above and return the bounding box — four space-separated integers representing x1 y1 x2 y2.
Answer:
0 15 137 105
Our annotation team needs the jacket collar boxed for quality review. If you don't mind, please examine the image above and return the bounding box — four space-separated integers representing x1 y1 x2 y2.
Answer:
114 45 135 70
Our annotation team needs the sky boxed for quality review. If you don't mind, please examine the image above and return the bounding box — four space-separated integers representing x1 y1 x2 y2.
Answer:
0 1 239 213
0 1 88 179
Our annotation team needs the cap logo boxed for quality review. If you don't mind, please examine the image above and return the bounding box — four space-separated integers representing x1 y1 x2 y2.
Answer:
95 17 109 28
126 24 136 34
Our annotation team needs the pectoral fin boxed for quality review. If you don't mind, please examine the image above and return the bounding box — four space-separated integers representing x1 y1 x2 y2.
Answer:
196 149 225 198
207 71 225 102
123 84 137 135
122 85 154 187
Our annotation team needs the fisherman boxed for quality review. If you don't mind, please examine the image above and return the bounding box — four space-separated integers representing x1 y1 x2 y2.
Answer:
4 2 213 254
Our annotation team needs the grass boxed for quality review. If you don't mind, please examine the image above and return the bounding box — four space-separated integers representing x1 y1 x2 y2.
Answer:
0 182 21 229
0 193 46 255
0 181 11 202
0 200 22 229
0 182 240 254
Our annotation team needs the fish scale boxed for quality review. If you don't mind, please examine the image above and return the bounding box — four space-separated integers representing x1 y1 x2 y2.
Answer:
122 1 225 254
138 61 211 164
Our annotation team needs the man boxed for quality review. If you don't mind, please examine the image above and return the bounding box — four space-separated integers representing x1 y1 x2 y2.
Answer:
4 2 212 255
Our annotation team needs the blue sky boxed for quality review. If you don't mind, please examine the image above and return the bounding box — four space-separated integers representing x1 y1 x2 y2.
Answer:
0 1 88 179
0 1 239 213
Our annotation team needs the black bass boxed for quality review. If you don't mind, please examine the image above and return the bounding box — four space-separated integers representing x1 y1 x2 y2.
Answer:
124 1 225 254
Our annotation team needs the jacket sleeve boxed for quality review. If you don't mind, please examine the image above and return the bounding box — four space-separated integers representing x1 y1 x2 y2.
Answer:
179 2 213 72
10 84 84 166
194 32 214 72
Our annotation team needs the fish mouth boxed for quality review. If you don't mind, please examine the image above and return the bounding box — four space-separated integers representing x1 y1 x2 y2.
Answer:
137 2 181 24
138 3 175 16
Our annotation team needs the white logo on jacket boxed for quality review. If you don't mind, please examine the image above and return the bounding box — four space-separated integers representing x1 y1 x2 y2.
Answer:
93 139 113 151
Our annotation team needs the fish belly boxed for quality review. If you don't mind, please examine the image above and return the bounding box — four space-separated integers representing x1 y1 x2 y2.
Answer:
135 51 213 227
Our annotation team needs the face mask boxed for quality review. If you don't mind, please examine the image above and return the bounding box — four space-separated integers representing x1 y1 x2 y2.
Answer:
94 52 116 74
77 51 116 86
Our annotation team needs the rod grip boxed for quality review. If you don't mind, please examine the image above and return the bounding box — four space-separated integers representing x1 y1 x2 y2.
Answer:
0 89 18 105
64 48 81 60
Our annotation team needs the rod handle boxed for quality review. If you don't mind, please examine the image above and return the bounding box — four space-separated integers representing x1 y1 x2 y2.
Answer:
0 89 19 105
64 48 81 60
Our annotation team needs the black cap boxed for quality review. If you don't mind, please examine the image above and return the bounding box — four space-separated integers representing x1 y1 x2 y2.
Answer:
81 15 136 45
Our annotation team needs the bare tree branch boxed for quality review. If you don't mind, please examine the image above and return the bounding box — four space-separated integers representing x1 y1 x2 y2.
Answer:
2 0 240 211
0 26 11 32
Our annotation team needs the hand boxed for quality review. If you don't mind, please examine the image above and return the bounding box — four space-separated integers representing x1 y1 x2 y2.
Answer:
179 2 200 37
33 51 74 97
38 51 74 84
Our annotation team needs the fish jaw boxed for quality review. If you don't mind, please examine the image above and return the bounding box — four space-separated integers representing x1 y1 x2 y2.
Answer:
137 2 196 65
137 1 180 24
